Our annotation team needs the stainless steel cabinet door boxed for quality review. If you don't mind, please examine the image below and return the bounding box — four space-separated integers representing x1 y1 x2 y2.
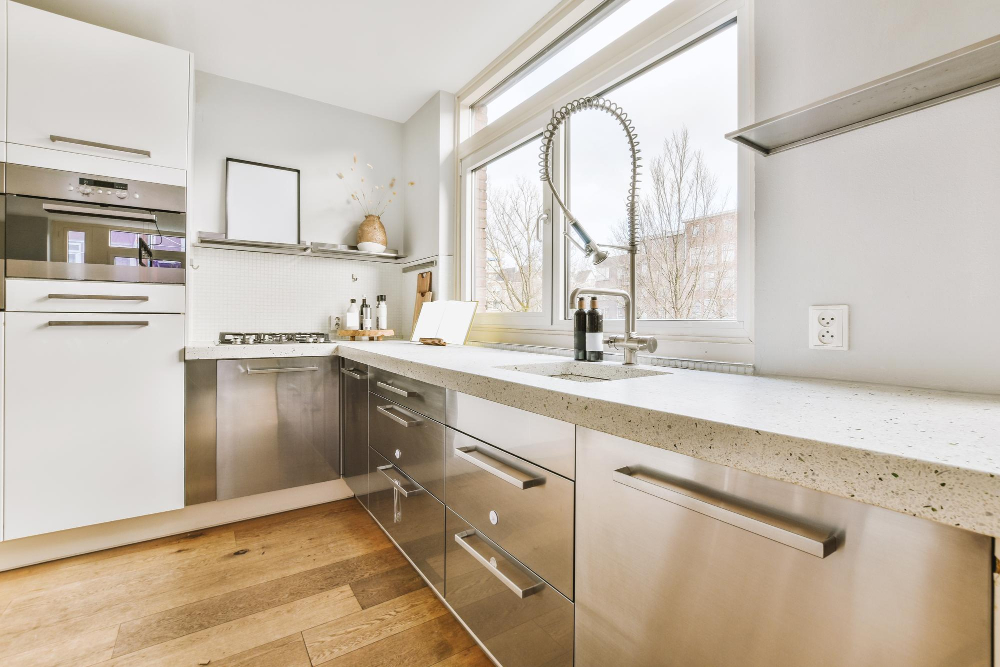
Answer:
369 397 445 502
341 360 369 507
575 427 992 667
445 508 573 667
216 358 339 500
445 428 574 599
369 448 445 593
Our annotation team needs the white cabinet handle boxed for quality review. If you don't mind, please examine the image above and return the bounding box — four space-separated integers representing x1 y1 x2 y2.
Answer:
50 134 151 158
47 320 148 327
455 446 545 490
48 293 150 302
612 466 837 558
454 529 545 599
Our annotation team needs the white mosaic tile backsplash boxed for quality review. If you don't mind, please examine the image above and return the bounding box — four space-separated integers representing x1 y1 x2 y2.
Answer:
190 246 405 343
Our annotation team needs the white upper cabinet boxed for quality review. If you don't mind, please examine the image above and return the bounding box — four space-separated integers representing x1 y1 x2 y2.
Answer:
6 2 190 181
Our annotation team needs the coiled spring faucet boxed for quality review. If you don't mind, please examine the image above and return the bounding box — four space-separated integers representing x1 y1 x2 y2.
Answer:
539 96 657 365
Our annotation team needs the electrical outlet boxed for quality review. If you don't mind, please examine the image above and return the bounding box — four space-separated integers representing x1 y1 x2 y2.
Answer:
809 305 849 351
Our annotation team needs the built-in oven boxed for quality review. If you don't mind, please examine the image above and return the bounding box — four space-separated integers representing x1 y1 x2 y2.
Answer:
4 164 186 286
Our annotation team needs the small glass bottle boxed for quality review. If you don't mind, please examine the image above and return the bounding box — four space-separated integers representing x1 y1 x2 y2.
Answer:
585 297 603 362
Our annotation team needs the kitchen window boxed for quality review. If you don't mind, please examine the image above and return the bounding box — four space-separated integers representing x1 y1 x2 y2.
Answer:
458 0 753 360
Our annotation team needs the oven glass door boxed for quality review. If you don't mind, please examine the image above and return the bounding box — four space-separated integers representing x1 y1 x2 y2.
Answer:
5 195 186 283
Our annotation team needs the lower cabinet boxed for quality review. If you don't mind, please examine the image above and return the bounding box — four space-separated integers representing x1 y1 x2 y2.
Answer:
340 360 369 507
4 311 184 539
368 447 445 594
445 508 574 667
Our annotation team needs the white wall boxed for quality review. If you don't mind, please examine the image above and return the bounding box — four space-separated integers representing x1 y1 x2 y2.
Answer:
753 0 1000 394
191 71 405 248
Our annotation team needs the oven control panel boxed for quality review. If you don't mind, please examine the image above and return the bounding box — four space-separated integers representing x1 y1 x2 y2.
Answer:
69 177 140 202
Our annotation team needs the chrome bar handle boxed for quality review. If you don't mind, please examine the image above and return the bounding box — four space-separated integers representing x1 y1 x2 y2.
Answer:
612 467 837 558
376 404 421 427
454 529 545 599
376 381 412 397
42 204 157 223
376 464 423 498
50 134 151 158
48 293 150 302
47 320 148 327
454 446 545 490
340 368 367 380
246 366 319 375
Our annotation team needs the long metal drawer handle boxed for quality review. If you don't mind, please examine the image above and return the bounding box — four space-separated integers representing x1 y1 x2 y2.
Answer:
42 204 157 223
376 380 413 398
340 368 367 380
48 293 150 302
454 529 546 599
376 464 423 497
376 404 421 427
47 320 148 327
612 467 837 558
454 446 545 490
50 134 151 158
246 366 319 375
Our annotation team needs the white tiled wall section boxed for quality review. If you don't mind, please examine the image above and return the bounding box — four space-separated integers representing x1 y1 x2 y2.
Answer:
190 247 405 342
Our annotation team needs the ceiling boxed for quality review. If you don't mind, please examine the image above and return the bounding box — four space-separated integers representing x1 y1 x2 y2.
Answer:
17 0 562 123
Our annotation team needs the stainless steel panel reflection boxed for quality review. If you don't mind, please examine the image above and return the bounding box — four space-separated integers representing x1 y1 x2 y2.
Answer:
7 259 185 283
370 366 446 423
445 428 574 599
575 428 993 667
341 359 369 507
445 507 573 667
184 360 217 505
216 357 340 500
446 391 575 479
368 447 445 593
369 396 445 502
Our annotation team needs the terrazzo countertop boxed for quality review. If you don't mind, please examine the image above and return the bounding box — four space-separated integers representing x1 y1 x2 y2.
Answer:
333 341 1000 537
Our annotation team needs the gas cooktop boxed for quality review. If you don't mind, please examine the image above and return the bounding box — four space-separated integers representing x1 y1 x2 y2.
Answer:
218 332 332 345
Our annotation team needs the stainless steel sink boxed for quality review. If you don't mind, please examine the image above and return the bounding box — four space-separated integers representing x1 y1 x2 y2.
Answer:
496 361 670 382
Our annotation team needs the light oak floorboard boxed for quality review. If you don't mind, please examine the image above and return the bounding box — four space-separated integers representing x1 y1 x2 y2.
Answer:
322 613 476 667
209 633 312 667
433 645 498 667
349 563 426 610
303 587 450 665
103 586 360 667
4 624 119 667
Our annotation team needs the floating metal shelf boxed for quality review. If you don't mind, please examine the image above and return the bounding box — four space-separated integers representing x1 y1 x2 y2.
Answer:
194 233 405 263
726 33 1000 156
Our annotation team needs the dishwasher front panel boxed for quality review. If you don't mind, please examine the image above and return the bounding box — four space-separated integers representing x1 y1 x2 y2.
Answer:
216 357 340 500
575 428 993 667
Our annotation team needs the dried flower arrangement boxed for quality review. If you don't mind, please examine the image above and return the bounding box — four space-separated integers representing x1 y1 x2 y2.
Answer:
337 154 414 217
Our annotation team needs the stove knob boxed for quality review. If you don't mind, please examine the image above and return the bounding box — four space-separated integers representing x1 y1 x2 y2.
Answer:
79 185 93 195
116 190 128 199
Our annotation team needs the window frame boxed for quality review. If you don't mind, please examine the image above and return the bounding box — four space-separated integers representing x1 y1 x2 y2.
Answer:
456 0 754 362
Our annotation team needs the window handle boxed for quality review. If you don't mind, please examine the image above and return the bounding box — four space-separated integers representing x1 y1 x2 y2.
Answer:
535 210 550 242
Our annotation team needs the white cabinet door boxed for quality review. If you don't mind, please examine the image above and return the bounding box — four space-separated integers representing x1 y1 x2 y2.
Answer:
4 312 184 539
7 2 190 174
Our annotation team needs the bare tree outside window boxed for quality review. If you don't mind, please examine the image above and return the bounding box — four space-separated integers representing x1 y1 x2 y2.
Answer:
482 177 543 312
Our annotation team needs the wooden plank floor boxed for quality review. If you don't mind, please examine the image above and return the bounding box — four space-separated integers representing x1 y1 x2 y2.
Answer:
0 499 494 667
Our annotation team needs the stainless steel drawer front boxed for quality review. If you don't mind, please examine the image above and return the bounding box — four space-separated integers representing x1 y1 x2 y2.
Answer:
445 428 574 599
369 398 445 502
370 366 445 422
446 391 574 479
341 361 369 507
575 428 993 667
445 508 573 667
369 448 444 594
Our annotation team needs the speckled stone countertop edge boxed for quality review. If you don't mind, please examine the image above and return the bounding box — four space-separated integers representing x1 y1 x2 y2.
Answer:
333 344 1000 538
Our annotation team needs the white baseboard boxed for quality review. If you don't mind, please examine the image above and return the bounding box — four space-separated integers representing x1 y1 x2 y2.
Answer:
0 479 353 572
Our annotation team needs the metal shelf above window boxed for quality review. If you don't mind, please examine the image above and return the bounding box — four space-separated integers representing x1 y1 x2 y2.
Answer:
726 33 1000 156
194 233 405 263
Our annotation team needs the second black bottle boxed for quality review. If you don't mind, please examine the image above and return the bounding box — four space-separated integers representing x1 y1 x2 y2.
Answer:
586 297 603 362
573 297 587 361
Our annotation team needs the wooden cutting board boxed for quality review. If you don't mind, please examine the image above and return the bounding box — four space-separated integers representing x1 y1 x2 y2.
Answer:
412 271 433 332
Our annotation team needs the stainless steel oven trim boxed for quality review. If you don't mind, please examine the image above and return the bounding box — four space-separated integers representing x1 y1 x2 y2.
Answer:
612 466 837 558
6 163 186 213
